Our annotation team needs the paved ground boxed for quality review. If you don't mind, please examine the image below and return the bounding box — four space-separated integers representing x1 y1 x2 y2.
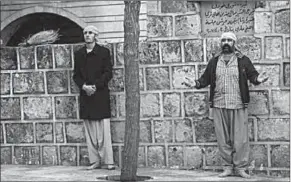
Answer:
1 165 290 182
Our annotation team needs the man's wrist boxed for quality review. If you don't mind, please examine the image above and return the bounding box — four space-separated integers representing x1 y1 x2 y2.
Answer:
82 84 86 90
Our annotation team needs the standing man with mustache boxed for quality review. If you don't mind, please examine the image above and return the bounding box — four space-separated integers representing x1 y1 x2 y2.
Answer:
183 32 268 178
73 25 115 170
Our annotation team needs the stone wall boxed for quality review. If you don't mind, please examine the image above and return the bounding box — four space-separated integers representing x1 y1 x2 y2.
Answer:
0 0 290 178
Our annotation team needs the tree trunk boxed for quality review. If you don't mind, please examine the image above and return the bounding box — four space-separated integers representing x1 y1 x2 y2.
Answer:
120 1 141 181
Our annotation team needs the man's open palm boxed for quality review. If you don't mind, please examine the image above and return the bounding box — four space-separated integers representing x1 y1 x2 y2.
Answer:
257 71 269 83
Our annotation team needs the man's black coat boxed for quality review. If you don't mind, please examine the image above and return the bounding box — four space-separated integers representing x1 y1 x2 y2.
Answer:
73 43 113 120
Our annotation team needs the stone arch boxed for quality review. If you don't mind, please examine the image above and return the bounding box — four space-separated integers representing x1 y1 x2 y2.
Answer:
1 5 87 31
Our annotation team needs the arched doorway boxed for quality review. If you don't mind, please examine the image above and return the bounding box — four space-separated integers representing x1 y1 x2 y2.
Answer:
1 6 87 46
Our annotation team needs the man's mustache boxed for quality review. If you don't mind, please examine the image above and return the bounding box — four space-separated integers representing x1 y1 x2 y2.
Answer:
222 44 231 50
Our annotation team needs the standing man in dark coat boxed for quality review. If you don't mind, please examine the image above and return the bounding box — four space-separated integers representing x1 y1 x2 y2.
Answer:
183 32 269 178
73 25 115 170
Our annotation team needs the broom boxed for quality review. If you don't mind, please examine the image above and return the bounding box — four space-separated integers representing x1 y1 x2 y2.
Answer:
18 29 60 46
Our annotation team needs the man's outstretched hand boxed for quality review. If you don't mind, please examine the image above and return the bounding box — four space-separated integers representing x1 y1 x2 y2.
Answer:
257 71 269 83
182 77 196 87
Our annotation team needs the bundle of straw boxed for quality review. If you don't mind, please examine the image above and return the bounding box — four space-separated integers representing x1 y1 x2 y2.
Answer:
19 29 60 46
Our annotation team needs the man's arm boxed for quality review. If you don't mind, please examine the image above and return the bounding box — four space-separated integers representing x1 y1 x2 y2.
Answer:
95 48 113 89
244 56 261 85
183 58 213 89
73 52 86 89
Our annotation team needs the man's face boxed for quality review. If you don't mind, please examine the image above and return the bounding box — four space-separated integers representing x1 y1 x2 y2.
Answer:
83 31 96 43
221 38 235 53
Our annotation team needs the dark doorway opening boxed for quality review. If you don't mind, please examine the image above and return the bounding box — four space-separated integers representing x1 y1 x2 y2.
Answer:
4 13 84 46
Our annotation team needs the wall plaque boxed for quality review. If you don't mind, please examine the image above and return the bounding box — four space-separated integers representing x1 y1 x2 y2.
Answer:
201 1 255 36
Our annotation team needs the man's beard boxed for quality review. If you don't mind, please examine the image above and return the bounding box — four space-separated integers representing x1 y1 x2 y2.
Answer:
222 44 234 54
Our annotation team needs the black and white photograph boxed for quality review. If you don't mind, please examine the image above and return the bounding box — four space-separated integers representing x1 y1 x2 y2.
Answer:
0 0 290 181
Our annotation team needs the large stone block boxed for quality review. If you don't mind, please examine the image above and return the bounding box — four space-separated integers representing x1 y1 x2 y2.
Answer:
55 122 64 143
111 121 125 143
154 120 173 143
55 96 77 119
287 38 290 58
184 40 203 62
265 37 283 59
175 118 193 142
0 124 3 143
1 73 10 95
46 71 69 94
65 122 85 143
184 92 209 117
163 92 181 117
172 66 196 89
139 41 160 64
283 63 290 86
168 146 183 167
147 16 173 38
275 10 290 34
161 0 187 13
194 118 216 143
42 146 58 165
13 72 45 94
138 147 146 167
113 146 119 166
36 123 53 143
175 15 201 36
146 67 170 90
258 119 289 141
69 70 79 94
0 47 17 70
206 38 221 60
19 46 35 69
60 146 77 166
147 1 159 14
6 123 34 143
36 45 53 69
271 145 290 167
139 68 144 91
185 146 202 168
108 68 124 92
110 95 117 118
160 41 182 63
116 43 124 66
248 91 269 116
272 90 289 115
141 93 160 117
205 146 222 166
14 146 40 165
118 94 126 117
54 45 72 68
254 12 272 33
253 64 280 87
1 97 21 120
249 145 268 168
79 146 90 166
147 146 165 167
23 97 53 120
236 37 261 61
187 1 200 12
140 120 152 143
1 147 12 164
